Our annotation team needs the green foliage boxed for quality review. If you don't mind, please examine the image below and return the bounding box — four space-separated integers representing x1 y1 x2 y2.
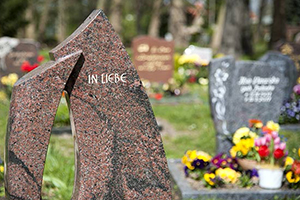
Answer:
0 0 28 36
238 172 254 188
286 0 300 26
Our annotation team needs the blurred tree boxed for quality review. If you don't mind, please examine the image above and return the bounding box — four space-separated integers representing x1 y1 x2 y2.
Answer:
38 0 54 41
286 0 300 25
148 0 163 37
169 0 203 47
25 0 36 39
57 0 67 42
255 0 267 42
0 0 29 37
211 2 225 50
270 0 286 48
110 0 122 36
219 0 253 57
97 0 106 10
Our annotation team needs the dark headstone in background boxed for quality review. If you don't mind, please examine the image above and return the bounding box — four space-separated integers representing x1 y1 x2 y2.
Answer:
260 51 297 100
209 56 290 154
0 37 39 78
6 10 171 199
132 36 174 83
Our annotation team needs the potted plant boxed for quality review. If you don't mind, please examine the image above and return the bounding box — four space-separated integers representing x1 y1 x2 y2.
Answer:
254 121 287 189
230 119 262 170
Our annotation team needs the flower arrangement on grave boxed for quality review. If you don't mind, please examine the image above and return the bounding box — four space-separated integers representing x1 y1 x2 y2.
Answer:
174 54 209 86
285 148 300 189
20 55 44 72
0 73 19 100
279 84 300 124
252 121 288 189
141 78 182 100
182 151 249 188
254 121 286 167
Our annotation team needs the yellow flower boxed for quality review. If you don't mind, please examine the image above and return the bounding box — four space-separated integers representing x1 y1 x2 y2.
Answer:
0 91 7 101
182 150 212 171
178 55 200 65
197 151 212 162
198 78 209 85
0 166 3 173
298 148 300 158
266 121 280 132
285 157 294 168
233 127 256 144
286 171 300 183
254 122 263 128
215 168 241 184
215 53 225 58
1 73 18 87
230 146 238 158
204 173 215 186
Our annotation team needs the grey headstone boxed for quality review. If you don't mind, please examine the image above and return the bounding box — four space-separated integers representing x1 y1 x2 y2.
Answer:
259 51 297 100
209 56 235 154
209 57 289 154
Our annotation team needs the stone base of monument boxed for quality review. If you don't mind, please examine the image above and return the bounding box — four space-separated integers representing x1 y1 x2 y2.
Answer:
168 159 300 200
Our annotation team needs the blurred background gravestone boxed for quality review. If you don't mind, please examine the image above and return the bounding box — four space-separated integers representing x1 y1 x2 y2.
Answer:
132 36 174 83
0 37 39 79
209 55 291 153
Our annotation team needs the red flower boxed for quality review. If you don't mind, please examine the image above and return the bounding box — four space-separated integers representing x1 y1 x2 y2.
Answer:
273 148 284 159
188 76 197 83
20 61 40 72
37 55 44 62
258 145 270 158
292 160 300 175
154 93 163 100
21 61 31 72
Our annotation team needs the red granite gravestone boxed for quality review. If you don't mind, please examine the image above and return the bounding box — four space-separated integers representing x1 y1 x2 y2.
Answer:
5 10 171 200
0 37 39 78
132 36 174 83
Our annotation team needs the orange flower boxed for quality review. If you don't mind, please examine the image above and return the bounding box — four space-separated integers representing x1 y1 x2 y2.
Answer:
292 160 300 175
262 126 272 134
248 119 263 128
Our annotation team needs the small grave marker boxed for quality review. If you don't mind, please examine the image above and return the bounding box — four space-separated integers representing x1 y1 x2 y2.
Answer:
132 36 174 83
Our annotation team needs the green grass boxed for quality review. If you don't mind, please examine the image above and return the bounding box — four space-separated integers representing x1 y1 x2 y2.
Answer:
42 136 74 200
